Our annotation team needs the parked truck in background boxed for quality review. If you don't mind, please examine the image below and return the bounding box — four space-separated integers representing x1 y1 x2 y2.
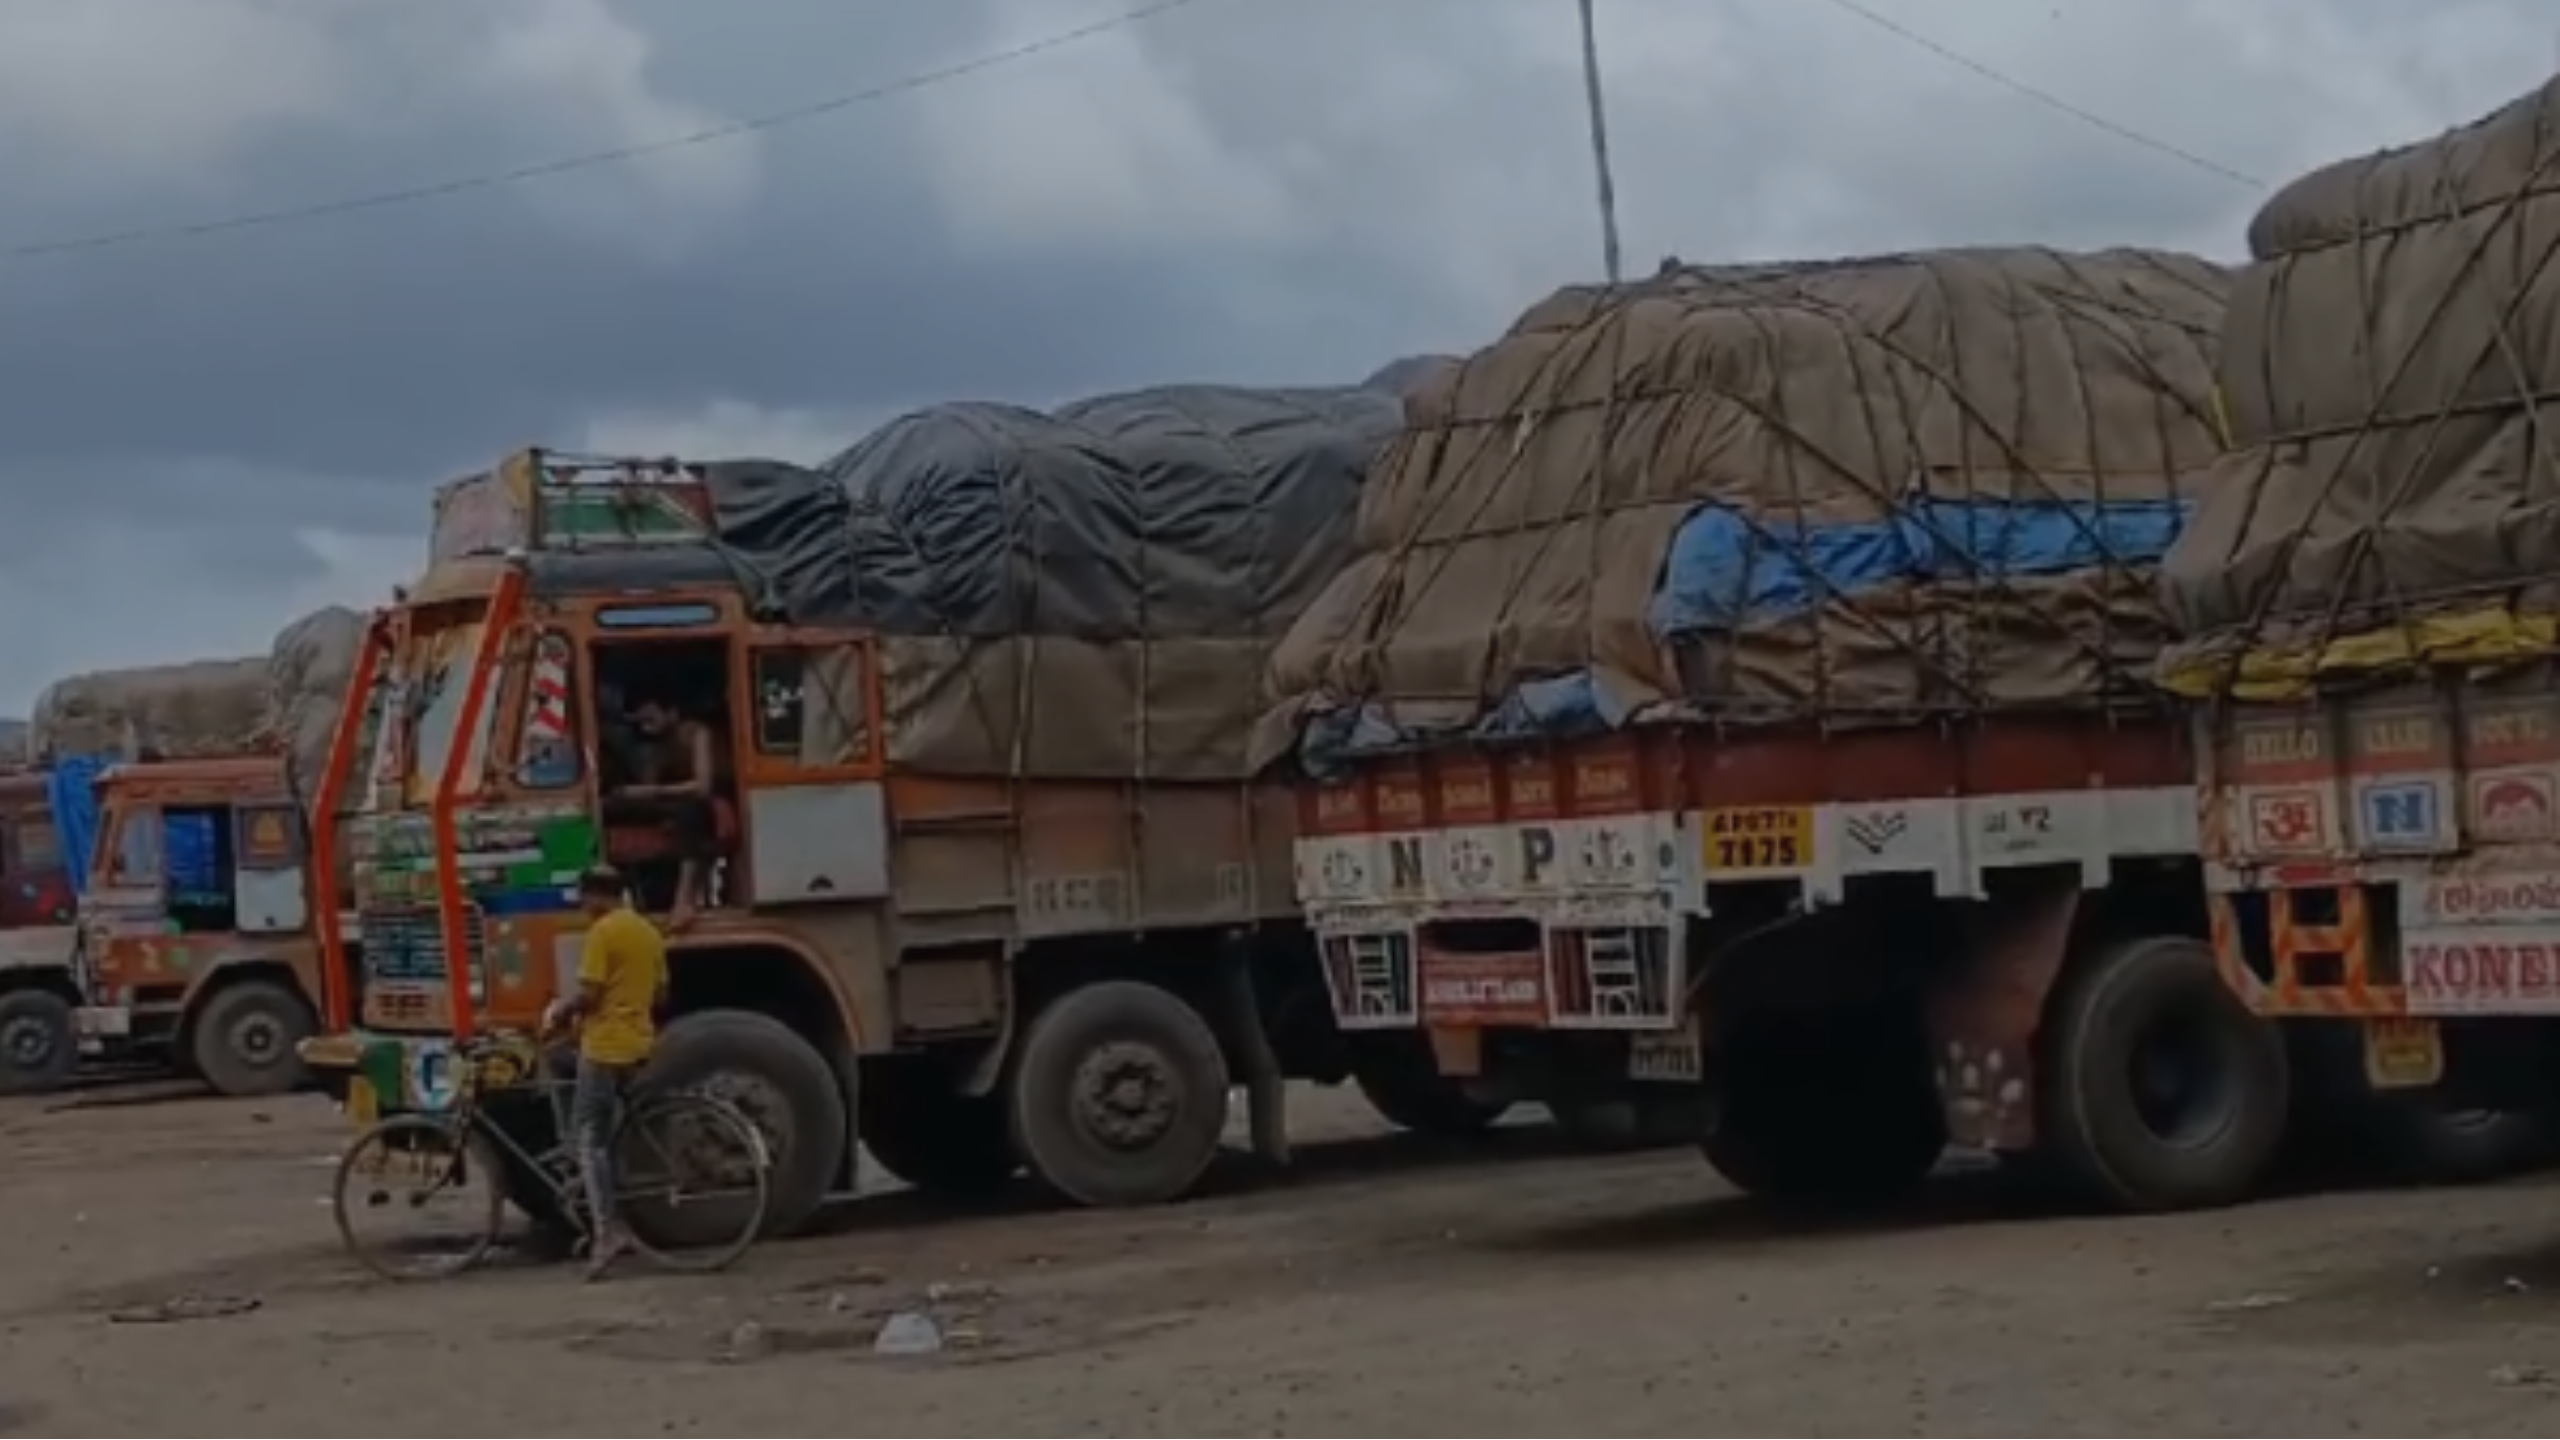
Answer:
297 407 1566 1242
0 755 338 1096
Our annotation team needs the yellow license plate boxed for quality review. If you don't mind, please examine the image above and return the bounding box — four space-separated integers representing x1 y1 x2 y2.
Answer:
1703 806 1813 873
2363 1017 2444 1090
346 1075 379 1126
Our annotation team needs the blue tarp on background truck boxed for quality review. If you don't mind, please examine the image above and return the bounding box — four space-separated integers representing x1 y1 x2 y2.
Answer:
43 755 105 896
1297 494 2194 771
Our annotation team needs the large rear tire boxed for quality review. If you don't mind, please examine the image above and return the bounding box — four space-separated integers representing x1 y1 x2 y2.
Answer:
0 988 77 1096
187 977 314 1098
1009 980 1230 1208
1700 1004 1944 1206
2037 935 2288 1212
1350 1037 1513 1138
858 1061 1020 1195
642 1009 846 1240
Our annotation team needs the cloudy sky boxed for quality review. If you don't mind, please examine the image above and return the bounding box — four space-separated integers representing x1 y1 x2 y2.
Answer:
0 0 2549 711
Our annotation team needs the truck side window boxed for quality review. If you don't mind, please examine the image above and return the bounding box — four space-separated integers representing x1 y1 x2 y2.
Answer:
750 644 871 766
235 805 304 871
14 820 59 874
514 629 584 790
750 649 807 756
110 809 162 885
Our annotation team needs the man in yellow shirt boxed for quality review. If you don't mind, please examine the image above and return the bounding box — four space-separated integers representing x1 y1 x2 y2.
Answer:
543 865 669 1277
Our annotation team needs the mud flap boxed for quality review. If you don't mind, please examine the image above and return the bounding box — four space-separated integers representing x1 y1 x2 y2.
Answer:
1923 873 2081 1151
1219 940 1290 1168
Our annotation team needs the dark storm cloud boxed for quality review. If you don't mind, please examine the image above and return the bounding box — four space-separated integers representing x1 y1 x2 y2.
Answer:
0 0 2550 710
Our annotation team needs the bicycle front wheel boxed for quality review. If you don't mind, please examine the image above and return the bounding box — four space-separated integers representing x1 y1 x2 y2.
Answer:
613 1091 772 1273
331 1113 507 1282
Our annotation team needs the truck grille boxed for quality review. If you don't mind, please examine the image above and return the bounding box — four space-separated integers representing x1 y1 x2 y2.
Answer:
359 901 487 1011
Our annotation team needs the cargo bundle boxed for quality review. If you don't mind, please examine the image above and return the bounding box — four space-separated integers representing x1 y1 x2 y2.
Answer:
2159 75 2560 698
1263 247 2232 766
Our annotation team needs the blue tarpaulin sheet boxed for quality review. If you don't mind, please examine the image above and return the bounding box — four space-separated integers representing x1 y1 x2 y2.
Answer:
1649 497 2189 633
45 755 105 895
1301 495 2191 770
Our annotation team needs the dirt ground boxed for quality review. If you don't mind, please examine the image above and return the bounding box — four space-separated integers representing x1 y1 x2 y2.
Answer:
6 1083 2560 1438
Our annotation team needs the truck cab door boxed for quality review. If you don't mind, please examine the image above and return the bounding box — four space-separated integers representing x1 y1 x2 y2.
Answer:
232 802 310 935
731 632 889 906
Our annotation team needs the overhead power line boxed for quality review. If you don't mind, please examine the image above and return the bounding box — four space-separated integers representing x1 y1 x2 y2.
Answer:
4 0 1223 261
1815 0 2264 190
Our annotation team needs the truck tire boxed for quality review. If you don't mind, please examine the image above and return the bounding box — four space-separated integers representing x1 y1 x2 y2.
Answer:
2281 1021 2553 1186
642 1009 847 1240
858 1067 1020 1195
0 988 77 1096
1009 980 1230 1208
1350 1039 1513 1138
188 978 315 1098
2038 934 2287 1212
2362 1101 2552 1186
1699 1006 1944 1205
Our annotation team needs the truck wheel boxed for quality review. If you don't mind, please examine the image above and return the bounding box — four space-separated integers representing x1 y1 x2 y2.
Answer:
188 979 316 1098
1553 1087 1711 1152
2281 1021 2552 1186
1009 980 1230 1208
2038 934 2287 1211
2362 1101 2551 1186
0 988 77 1096
643 1009 848 1240
858 1066 1019 1195
1700 1007 1944 1205
1351 1040 1513 1137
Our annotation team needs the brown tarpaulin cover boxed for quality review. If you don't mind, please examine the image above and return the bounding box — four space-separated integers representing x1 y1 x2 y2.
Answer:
1263 248 2230 753
26 607 360 772
29 657 269 760
266 606 364 795
2157 76 2560 694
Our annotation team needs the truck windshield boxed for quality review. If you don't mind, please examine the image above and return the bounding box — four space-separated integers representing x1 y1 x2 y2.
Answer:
400 617 491 807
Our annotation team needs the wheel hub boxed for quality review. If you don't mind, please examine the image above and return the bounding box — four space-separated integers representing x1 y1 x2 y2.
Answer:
2128 1000 2240 1149
230 1012 284 1067
1071 1041 1180 1151
696 1069 795 1169
2 1013 56 1069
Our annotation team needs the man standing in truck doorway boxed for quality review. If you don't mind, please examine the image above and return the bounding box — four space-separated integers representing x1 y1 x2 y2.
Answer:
605 694 719 929
543 865 669 1279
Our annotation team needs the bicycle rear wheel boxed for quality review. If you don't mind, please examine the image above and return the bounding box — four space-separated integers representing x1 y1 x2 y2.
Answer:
613 1091 772 1273
332 1113 507 1282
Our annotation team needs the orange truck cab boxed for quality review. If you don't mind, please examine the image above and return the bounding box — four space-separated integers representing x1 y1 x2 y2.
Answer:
0 757 334 1096
297 449 1394 1242
71 755 332 1095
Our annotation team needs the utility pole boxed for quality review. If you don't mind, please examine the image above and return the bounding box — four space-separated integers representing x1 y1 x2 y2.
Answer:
1576 0 1624 284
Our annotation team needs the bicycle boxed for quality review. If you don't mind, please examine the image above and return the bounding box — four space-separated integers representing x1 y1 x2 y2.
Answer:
330 1028 771 1282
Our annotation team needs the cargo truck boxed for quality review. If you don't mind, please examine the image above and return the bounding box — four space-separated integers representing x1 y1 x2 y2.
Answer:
1270 245 2542 1212
296 412 1573 1242
0 756 337 1096
2156 73 2560 1156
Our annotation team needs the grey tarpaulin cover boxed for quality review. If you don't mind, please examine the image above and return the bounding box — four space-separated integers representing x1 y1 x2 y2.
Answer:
29 657 270 761
703 383 1411 780
1262 248 2232 761
2157 75 2560 697
266 606 365 797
